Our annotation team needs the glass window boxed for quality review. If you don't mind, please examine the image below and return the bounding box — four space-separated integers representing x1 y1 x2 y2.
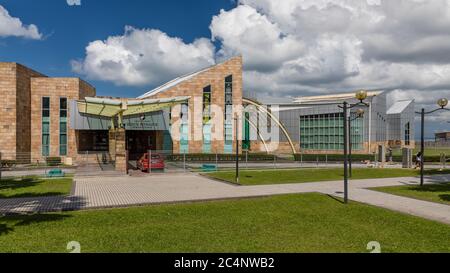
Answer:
300 112 364 151
60 99 68 118
42 97 50 156
203 85 211 123
42 97 50 110
59 97 68 156
405 122 411 146
224 75 233 153
181 103 189 122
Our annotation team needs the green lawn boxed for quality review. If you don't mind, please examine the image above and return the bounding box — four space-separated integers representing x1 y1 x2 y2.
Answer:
0 176 72 199
393 147 450 157
374 183 450 205
205 168 450 185
0 193 448 253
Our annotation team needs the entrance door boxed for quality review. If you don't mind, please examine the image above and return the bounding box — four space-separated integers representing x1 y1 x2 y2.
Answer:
127 131 156 160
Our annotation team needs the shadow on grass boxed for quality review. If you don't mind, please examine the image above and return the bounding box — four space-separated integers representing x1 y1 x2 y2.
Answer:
0 195 86 238
408 183 450 193
0 192 68 199
439 194 450 202
0 223 13 235
0 213 71 237
0 177 42 191
326 194 345 204
400 183 450 203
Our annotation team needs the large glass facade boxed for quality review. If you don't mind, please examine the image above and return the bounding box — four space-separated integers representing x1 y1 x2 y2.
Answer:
42 97 50 156
224 75 233 153
300 113 364 151
59 98 68 156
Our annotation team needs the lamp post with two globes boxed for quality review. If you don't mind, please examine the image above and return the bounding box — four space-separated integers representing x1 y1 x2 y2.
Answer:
416 98 450 186
338 90 370 204
348 108 365 178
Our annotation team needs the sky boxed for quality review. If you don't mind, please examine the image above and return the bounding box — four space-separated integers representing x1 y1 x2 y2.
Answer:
1 0 450 139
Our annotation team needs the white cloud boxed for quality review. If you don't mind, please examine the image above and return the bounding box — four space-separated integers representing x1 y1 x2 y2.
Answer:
206 0 450 106
210 5 305 72
67 0 81 6
72 26 215 86
74 0 450 110
0 5 42 39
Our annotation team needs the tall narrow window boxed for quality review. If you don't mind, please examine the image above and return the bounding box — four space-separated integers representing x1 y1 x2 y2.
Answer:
224 75 233 153
203 85 211 123
42 97 50 156
243 112 251 150
203 85 212 153
59 98 68 156
405 122 411 146
180 103 189 153
266 105 272 128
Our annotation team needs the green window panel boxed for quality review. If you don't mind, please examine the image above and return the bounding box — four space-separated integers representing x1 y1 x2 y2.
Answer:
180 123 189 154
203 124 212 153
42 97 50 156
300 112 364 151
163 130 173 151
59 98 68 156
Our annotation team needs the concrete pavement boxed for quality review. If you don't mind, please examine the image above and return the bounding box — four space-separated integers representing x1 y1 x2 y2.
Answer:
0 173 449 225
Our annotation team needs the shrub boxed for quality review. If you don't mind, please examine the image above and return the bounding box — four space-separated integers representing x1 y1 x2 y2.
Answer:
0 160 17 168
46 157 62 166
166 153 276 162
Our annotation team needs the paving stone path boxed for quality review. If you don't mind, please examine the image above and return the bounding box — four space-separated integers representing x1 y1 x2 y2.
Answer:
0 173 449 224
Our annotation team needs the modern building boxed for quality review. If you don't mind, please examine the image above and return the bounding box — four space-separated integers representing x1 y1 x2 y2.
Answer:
0 56 415 172
386 100 415 148
435 131 450 142
0 62 95 164
0 57 243 171
244 91 415 155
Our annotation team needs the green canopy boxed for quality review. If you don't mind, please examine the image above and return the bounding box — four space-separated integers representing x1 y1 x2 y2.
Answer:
77 96 190 118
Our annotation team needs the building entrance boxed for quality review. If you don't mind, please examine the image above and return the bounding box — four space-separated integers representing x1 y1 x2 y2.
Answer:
126 131 157 160
78 130 109 152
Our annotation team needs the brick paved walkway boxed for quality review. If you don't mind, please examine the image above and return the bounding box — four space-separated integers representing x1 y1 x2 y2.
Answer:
0 173 449 224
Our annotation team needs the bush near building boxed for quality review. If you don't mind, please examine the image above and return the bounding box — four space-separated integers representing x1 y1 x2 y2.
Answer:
45 157 62 166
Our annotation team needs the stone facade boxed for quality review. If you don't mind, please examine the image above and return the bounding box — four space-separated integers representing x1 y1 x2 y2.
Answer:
143 56 244 154
30 78 95 163
114 128 127 172
0 63 45 161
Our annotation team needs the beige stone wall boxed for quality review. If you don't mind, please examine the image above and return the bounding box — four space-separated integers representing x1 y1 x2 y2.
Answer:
114 128 127 173
249 141 300 154
0 63 17 160
15 64 46 161
145 56 243 154
248 140 397 155
30 78 95 162
0 63 45 161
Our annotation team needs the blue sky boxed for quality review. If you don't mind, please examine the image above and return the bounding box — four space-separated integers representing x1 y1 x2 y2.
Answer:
2 0 450 139
0 0 235 97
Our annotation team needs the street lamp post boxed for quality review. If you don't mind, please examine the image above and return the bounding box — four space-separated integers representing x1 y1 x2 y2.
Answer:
338 90 369 204
235 114 240 184
415 98 450 186
348 109 365 178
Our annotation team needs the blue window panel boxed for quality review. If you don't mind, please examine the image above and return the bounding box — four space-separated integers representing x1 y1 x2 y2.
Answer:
180 123 189 154
163 130 173 152
224 141 233 154
203 124 212 153
42 134 50 156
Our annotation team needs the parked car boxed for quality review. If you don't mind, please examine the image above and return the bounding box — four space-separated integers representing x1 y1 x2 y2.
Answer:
137 153 165 171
